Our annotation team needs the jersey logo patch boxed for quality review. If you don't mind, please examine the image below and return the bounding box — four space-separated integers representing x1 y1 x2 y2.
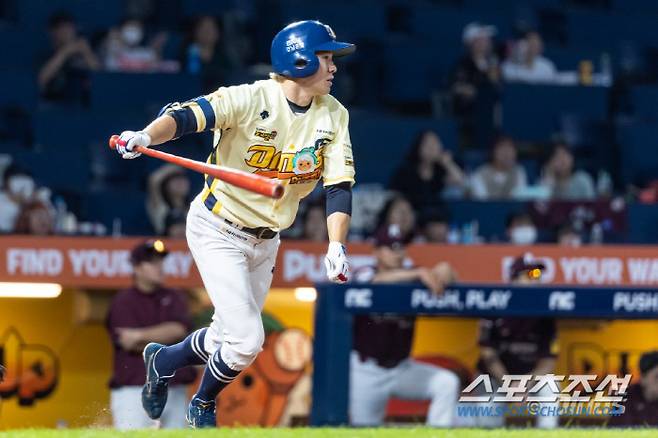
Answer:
260 110 270 120
245 137 331 184
254 127 277 142
292 148 318 175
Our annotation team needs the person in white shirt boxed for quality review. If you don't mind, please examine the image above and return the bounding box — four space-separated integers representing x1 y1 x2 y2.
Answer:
469 136 528 199
502 31 557 84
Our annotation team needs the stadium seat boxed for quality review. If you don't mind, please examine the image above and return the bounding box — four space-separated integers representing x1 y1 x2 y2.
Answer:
0 70 38 112
80 189 153 235
0 26 42 69
277 0 387 41
616 121 658 187
447 201 525 241
501 84 609 142
411 6 514 48
630 85 658 121
380 38 446 106
90 73 203 113
349 111 458 185
16 0 121 34
628 204 658 244
566 10 658 50
9 146 90 193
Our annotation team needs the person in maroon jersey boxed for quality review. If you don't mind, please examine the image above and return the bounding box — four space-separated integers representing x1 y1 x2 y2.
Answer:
458 253 558 428
106 239 196 429
609 350 658 427
349 224 460 426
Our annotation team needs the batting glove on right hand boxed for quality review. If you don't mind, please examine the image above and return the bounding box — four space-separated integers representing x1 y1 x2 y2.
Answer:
116 130 151 159
324 241 349 283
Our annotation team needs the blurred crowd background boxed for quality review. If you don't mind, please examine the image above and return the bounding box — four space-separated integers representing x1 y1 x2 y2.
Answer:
1 0 658 247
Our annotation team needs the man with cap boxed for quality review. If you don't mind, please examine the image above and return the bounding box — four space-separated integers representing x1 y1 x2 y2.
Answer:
461 253 558 428
609 350 658 427
349 224 460 427
106 239 196 429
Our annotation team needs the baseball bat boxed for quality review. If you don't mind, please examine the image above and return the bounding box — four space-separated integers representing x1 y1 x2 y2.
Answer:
109 135 284 199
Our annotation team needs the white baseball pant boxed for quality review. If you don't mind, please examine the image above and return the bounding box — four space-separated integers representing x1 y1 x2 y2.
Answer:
186 196 280 371
110 385 188 429
349 351 460 427
454 378 560 428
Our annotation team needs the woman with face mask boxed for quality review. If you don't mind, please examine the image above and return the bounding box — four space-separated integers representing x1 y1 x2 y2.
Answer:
505 211 538 245
103 18 166 72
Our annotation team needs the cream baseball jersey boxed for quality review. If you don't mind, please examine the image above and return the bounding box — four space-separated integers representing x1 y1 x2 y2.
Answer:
164 79 355 230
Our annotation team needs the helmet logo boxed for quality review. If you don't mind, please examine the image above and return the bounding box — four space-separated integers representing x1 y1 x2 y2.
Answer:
324 25 336 39
286 35 305 52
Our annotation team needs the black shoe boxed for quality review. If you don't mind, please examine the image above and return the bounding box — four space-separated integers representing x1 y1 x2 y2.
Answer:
141 342 169 419
186 396 217 428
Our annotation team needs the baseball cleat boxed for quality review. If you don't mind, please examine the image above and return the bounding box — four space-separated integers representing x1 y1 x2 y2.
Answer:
142 342 169 419
186 396 217 428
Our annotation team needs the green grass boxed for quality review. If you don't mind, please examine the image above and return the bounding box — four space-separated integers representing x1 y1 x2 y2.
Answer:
1 429 658 438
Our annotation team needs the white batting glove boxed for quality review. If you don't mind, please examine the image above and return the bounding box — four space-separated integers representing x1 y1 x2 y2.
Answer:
324 241 349 283
116 130 151 159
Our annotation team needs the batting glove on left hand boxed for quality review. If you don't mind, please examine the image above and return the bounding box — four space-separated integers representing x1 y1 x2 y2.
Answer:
116 130 151 159
324 241 349 283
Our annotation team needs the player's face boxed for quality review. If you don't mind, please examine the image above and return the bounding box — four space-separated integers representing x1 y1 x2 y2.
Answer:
299 52 337 96
134 258 165 288
376 246 406 270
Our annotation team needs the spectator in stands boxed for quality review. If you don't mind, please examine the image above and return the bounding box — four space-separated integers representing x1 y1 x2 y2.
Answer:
502 31 557 84
389 130 465 209
301 203 328 242
505 211 538 245
0 166 40 233
181 15 238 92
103 17 169 72
350 224 460 427
375 195 417 242
451 22 501 148
106 239 195 429
14 200 54 235
459 254 558 428
556 223 582 247
164 210 187 238
540 143 595 200
147 165 191 235
469 136 528 199
610 350 658 427
38 11 100 104
417 208 450 244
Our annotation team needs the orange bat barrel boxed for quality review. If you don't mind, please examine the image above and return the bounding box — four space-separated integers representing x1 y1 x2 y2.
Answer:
109 135 284 199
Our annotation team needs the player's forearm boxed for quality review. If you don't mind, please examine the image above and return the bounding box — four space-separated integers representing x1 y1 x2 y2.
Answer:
142 115 178 146
326 212 350 244
137 322 187 345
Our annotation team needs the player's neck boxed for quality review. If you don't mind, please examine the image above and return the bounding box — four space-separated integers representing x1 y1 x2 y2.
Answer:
279 81 314 107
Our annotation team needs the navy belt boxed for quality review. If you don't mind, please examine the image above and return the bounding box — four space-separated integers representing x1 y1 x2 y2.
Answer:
222 218 278 239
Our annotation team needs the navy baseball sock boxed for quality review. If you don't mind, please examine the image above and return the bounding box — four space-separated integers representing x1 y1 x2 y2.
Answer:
194 348 240 401
154 328 209 377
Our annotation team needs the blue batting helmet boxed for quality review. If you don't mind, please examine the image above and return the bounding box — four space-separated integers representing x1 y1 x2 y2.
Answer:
271 20 356 78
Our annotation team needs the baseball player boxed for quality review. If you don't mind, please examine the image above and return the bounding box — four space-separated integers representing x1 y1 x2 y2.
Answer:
350 224 461 427
456 254 558 428
113 20 355 428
